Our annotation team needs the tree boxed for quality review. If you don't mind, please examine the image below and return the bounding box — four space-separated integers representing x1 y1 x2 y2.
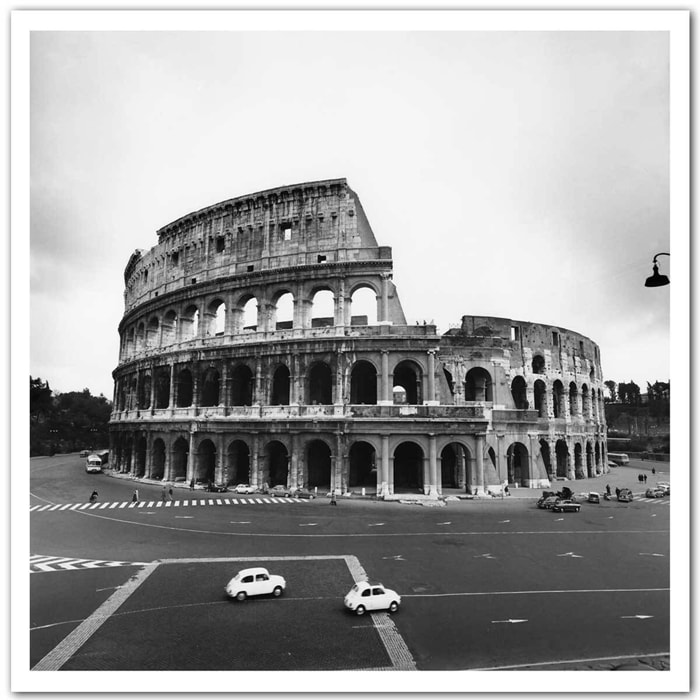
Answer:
604 380 617 402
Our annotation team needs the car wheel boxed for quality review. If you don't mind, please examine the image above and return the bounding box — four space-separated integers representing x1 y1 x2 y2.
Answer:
273 586 283 597
355 605 366 616
389 601 399 613
236 591 246 601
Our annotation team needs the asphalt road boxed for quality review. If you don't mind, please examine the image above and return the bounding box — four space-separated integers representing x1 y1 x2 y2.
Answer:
28 454 671 674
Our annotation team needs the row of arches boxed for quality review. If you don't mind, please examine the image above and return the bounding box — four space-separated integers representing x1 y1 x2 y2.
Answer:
510 376 605 420
120 285 381 360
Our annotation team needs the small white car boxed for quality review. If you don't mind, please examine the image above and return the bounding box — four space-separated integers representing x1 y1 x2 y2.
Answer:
232 483 257 494
344 581 401 615
225 567 286 601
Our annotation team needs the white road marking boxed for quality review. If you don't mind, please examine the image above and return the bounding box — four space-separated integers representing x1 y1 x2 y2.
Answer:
230 521 251 524
621 615 654 619
557 552 583 558
175 516 193 519
299 523 318 527
639 553 665 557
491 618 528 624
368 523 385 527
555 518 564 521
381 555 405 561
437 522 451 525
468 651 669 672
499 520 510 523
95 586 121 592
402 587 668 599
473 553 495 559
156 502 163 508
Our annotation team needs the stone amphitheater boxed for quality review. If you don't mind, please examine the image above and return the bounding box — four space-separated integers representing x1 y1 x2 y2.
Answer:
109 177 609 497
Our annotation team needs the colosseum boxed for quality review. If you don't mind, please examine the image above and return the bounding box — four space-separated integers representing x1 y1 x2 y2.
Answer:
109 177 609 498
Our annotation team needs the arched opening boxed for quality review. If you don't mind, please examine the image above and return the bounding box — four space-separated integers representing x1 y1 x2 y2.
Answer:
162 310 177 347
574 443 584 479
595 442 601 473
581 384 591 418
569 382 579 417
393 360 421 404
308 362 333 405
393 442 423 493
171 437 188 481
307 440 332 490
151 438 166 480
555 439 569 478
176 369 193 407
206 299 226 336
155 368 170 409
226 440 250 486
464 367 493 402
122 438 133 473
181 306 199 341
135 323 145 353
134 436 147 478
265 441 289 488
350 361 377 404
274 292 294 330
532 355 545 374
586 442 595 477
443 368 455 398
311 289 335 327
539 439 552 479
200 367 220 407
350 286 378 325
348 441 376 488
552 380 565 418
196 439 216 485
231 364 254 406
146 317 159 348
125 327 135 357
534 379 547 417
138 374 151 409
271 365 290 405
242 297 258 331
440 443 467 490
511 376 528 409
507 442 529 486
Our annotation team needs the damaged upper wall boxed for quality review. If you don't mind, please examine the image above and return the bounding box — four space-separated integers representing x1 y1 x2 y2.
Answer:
123 178 390 310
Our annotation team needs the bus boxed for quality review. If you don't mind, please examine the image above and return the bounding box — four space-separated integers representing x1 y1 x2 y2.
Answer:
607 452 630 466
86 450 109 473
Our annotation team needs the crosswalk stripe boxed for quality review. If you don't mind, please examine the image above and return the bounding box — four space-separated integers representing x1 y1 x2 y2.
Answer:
31 496 305 512
174 501 180 507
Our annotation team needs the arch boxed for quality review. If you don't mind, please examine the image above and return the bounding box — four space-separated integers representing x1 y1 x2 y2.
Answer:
146 316 159 348
134 436 147 478
206 298 226 336
574 442 584 479
271 364 290 405
154 367 170 409
176 369 193 407
230 364 254 406
171 437 188 481
350 286 378 325
393 441 424 493
348 441 376 488
138 374 151 409
552 380 565 419
200 366 220 407
464 367 493 402
393 360 422 404
581 384 590 418
125 327 135 357
532 355 545 374
534 379 547 418
151 438 166 480
181 305 199 340
440 442 467 490
555 439 569 478
506 442 529 486
242 297 258 331
586 441 595 478
162 310 177 347
310 289 335 327
569 382 579 417
350 360 377 404
274 291 294 330
265 440 289 488
511 376 528 409
307 439 332 490
226 439 250 486
539 439 552 479
308 362 333 405
135 322 145 353
196 439 216 485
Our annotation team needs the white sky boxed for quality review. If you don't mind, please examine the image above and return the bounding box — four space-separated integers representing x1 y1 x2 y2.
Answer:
25 16 677 399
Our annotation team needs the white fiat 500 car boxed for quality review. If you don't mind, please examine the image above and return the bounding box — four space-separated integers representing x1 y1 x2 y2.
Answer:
344 581 401 615
232 483 257 494
225 567 286 601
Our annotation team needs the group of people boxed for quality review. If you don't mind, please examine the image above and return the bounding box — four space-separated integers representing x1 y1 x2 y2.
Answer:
637 473 648 484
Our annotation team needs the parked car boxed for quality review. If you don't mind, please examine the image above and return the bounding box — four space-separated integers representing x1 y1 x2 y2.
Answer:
232 484 257 494
268 485 292 498
206 483 228 493
656 482 670 495
79 449 90 458
552 499 581 513
645 487 665 498
537 496 560 510
344 581 401 616
225 567 286 601
291 488 316 499
587 492 600 504
617 488 634 502
607 461 618 468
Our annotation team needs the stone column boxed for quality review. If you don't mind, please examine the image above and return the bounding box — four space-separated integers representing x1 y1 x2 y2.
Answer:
254 359 262 405
216 434 225 484
426 350 437 404
334 279 346 330
566 438 575 480
380 435 390 497
192 366 200 411
290 434 299 489
290 355 299 405
145 433 153 478
380 272 390 322
170 365 177 411
251 435 260 488
149 365 156 414
428 434 438 496
186 427 196 484
335 351 344 405
475 433 486 495
379 351 391 405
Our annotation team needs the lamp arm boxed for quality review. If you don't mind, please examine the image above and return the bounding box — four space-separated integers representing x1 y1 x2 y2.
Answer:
652 252 670 263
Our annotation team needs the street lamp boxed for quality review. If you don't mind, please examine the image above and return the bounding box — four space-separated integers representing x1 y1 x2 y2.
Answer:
644 253 670 287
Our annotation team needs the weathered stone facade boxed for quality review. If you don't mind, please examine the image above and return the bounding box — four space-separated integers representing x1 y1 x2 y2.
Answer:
110 178 608 496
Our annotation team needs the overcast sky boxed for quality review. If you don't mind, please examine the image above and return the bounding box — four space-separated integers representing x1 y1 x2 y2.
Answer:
27 20 674 399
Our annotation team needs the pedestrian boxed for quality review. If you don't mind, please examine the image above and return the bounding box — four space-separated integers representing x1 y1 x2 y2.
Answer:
643 474 647 484
606 484 611 496
189 477 195 491
132 489 139 503
89 490 98 503
504 484 510 496
168 486 174 500
161 485 167 502
652 467 656 475
330 491 337 506
615 486 620 498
